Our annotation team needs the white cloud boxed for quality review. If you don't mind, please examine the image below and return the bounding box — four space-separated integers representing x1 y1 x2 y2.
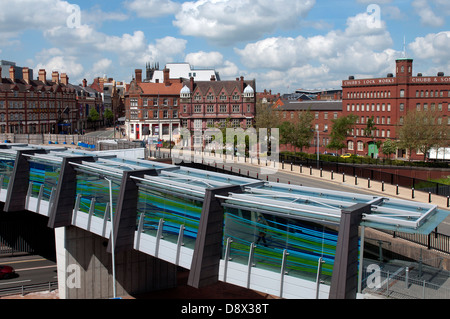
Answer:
412 0 445 27
185 51 224 68
35 55 84 78
173 0 316 45
217 60 239 78
409 32 450 65
126 0 181 18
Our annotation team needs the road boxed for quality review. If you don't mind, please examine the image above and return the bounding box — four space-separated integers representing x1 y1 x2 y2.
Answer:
0 255 57 294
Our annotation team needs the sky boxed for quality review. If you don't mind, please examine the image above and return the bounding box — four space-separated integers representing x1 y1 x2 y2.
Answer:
0 0 449 94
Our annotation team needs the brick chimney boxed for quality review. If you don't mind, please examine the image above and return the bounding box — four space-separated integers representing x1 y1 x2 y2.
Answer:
61 73 69 85
82 79 87 87
39 69 47 82
23 67 31 84
190 76 194 92
240 76 244 92
163 68 170 86
0 66 2 79
210 75 216 81
135 69 142 83
9 66 15 81
52 71 59 84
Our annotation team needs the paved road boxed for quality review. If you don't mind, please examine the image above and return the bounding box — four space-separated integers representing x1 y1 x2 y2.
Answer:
0 255 57 294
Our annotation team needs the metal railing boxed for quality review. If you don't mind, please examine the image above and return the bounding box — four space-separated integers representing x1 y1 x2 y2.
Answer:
0 281 58 297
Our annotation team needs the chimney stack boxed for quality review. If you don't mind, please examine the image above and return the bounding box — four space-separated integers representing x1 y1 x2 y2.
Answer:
52 71 60 84
163 68 170 86
0 66 2 79
210 75 216 81
23 67 31 84
9 66 15 81
61 73 69 85
82 79 87 87
39 69 47 82
240 76 244 92
135 69 142 83
190 77 194 92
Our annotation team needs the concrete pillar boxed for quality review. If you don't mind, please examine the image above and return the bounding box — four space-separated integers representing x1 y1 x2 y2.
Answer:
4 149 48 212
188 185 243 289
329 203 370 299
56 226 178 299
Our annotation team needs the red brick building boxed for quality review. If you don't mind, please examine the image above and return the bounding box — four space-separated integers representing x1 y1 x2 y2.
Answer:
124 68 183 141
273 99 343 154
0 66 77 134
342 58 450 159
179 76 256 147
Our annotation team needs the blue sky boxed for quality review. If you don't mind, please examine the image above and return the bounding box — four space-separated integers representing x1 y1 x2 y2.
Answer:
0 0 449 94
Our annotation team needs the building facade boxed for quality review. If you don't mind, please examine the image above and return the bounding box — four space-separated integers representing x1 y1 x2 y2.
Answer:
342 58 450 159
124 68 183 142
0 66 77 135
179 76 256 147
273 99 343 154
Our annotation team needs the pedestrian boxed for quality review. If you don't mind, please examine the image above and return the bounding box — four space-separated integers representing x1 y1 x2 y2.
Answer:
256 216 268 247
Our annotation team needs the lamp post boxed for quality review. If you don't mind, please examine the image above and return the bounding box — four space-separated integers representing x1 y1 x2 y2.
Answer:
102 176 116 299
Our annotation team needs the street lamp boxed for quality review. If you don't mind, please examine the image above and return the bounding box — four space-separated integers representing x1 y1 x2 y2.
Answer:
101 175 116 299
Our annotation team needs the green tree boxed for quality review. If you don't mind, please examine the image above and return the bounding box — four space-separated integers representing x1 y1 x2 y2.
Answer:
397 110 448 161
381 139 397 159
279 110 314 152
104 109 114 126
328 114 358 153
364 116 377 139
87 108 100 130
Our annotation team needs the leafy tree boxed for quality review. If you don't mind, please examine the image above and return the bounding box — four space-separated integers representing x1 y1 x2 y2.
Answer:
87 108 100 130
397 110 448 161
328 114 358 153
254 100 281 130
104 109 114 126
279 110 314 152
364 116 377 139
381 139 397 159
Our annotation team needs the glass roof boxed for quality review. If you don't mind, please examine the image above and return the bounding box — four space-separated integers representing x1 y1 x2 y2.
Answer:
0 144 448 235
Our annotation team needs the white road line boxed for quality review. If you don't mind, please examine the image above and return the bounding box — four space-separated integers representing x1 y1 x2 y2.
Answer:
15 265 57 272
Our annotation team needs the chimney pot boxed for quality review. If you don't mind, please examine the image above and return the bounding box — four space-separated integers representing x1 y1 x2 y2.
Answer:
135 69 142 83
39 69 47 82
9 66 15 81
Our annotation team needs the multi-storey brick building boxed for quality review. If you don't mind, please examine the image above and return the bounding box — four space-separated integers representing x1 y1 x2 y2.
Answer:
179 75 256 146
124 68 183 141
0 66 77 135
272 99 343 154
342 58 450 159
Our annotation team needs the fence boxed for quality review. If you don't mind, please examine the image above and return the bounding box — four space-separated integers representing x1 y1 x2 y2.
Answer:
389 230 450 255
0 281 58 297
361 261 450 299
280 154 450 197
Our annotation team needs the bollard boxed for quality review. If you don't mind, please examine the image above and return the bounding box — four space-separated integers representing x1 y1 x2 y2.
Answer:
331 170 334 180
396 184 399 195
447 196 449 208
412 188 415 199
320 168 323 177
266 175 269 181
368 178 371 189
342 172 345 183
300 164 303 173
277 178 279 183
282 161 284 169
310 166 312 175
355 175 358 185
429 192 432 203
291 163 293 171
382 181 385 192
247 170 250 177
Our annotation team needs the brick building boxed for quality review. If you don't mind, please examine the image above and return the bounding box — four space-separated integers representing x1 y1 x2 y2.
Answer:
273 99 343 154
124 68 183 141
179 75 256 147
0 66 77 135
342 58 450 159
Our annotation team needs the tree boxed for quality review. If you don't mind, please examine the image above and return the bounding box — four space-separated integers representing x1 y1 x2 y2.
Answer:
381 139 397 159
104 109 114 126
87 109 100 130
397 109 448 161
364 116 377 139
254 100 280 130
279 110 314 152
328 114 358 153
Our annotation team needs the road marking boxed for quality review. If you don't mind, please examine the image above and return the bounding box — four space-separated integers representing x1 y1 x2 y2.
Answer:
15 265 57 272
3 258 46 265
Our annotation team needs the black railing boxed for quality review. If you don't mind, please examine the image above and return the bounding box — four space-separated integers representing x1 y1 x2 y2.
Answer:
280 154 450 197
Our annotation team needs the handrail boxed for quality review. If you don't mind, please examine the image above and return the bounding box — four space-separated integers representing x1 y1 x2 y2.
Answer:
0 281 58 297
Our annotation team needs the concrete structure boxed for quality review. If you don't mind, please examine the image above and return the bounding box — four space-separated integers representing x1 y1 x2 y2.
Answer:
0 144 447 299
145 62 220 83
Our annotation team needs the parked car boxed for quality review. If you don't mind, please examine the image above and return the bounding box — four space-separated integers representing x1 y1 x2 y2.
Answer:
340 153 352 158
0 265 15 279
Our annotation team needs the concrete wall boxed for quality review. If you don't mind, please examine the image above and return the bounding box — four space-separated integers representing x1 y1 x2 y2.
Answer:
56 226 178 299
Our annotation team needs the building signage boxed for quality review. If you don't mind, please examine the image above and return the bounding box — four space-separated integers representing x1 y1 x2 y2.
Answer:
411 76 450 83
343 78 396 86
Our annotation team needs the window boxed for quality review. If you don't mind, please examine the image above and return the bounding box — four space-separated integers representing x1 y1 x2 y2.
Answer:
153 110 158 118
334 112 338 119
232 105 240 113
387 104 391 112
400 89 405 98
357 141 364 151
194 119 202 129
207 105 214 113
246 119 253 128
400 103 405 112
173 110 178 118
163 110 168 118
220 105 227 113
348 140 354 150
220 94 227 101
232 119 240 128
130 98 138 107
416 103 420 111
194 105 202 113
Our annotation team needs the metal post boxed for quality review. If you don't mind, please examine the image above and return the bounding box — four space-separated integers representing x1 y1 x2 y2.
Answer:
412 188 415 199
358 226 365 294
280 249 288 298
105 177 117 299
405 267 409 289
315 257 324 299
